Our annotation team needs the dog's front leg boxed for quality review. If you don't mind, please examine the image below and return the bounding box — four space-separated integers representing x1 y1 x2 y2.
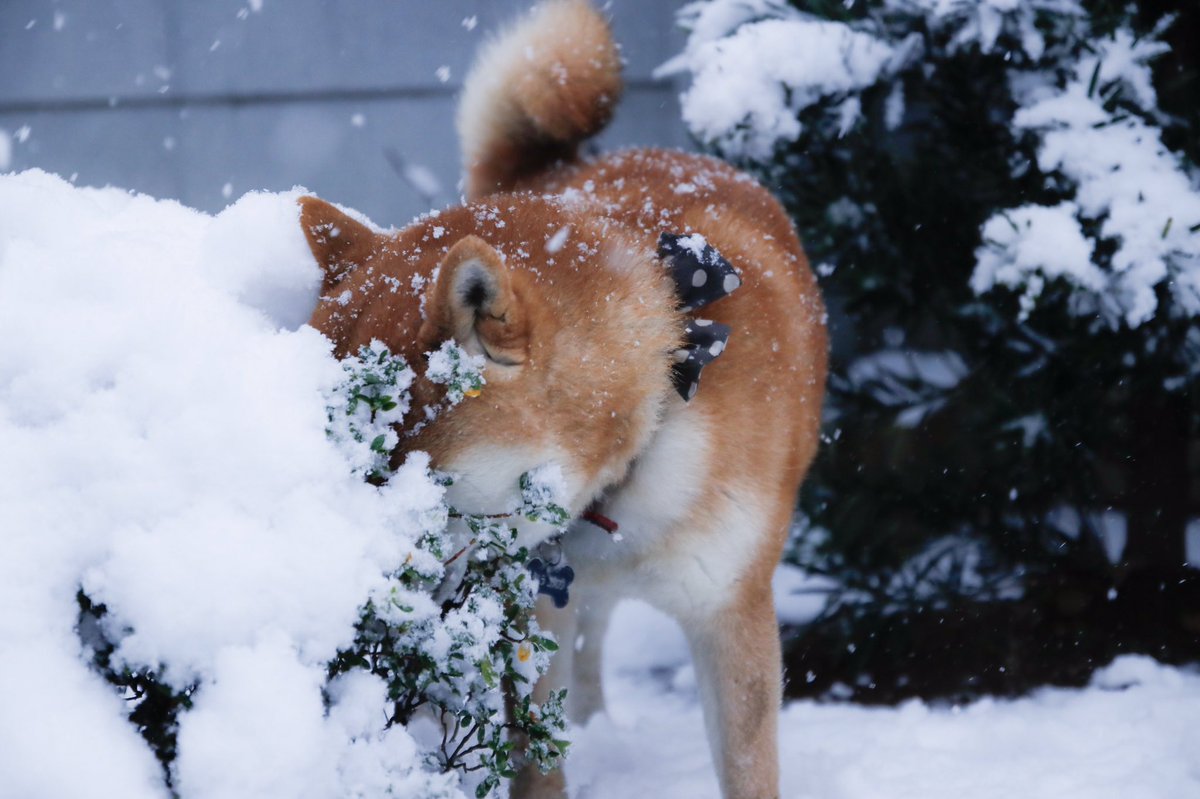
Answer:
684 581 782 799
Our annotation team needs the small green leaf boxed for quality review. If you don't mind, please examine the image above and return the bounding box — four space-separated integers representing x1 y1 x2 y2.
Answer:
1086 59 1102 98
479 657 496 687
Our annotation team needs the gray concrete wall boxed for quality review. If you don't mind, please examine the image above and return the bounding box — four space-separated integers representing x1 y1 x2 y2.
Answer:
0 0 688 225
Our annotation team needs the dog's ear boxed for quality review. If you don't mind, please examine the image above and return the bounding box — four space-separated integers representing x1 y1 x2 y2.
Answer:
298 196 381 294
422 235 529 366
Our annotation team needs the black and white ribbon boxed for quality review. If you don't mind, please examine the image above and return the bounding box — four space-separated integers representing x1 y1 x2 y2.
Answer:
657 232 741 401
672 319 731 401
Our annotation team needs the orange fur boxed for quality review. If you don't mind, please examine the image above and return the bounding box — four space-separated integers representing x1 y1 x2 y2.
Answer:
301 3 826 797
458 0 622 199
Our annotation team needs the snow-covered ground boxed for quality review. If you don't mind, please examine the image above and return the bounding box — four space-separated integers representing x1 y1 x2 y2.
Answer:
574 599 1200 799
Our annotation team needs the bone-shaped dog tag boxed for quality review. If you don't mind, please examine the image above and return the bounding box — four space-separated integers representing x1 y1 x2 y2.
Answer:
528 557 575 608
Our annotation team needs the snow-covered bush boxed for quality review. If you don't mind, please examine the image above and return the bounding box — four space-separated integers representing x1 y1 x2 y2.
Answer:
667 0 1199 688
0 170 564 798
325 339 415 481
326 343 568 797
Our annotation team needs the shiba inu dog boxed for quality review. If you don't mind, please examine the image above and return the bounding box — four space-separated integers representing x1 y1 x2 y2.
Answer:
299 1 827 796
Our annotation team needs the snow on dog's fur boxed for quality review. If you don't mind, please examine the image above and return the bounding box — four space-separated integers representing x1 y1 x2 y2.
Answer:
299 2 827 797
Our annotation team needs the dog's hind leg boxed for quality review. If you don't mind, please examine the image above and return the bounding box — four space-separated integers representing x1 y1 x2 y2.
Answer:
684 580 782 799
567 586 614 724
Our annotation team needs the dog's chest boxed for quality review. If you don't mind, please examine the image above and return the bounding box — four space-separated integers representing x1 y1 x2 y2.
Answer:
563 404 772 617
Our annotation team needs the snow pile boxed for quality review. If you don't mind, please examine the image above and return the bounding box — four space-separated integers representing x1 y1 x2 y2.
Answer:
568 600 1200 798
0 170 453 798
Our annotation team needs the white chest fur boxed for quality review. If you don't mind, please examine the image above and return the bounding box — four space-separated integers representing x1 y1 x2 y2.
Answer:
564 406 770 621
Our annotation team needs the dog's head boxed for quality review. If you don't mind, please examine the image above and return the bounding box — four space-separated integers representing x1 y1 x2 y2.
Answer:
300 195 680 535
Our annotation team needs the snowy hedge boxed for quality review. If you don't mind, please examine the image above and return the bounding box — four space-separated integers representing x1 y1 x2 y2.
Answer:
0 170 564 799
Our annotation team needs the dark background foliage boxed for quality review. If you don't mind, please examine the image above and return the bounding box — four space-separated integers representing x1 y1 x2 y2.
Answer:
746 0 1200 701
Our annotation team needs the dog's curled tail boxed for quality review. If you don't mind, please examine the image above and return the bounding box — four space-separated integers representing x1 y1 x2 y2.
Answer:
458 0 621 199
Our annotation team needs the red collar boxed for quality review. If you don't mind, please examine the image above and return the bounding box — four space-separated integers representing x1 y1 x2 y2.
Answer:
581 507 618 535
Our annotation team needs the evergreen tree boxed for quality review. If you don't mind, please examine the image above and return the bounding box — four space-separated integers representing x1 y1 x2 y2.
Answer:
668 0 1199 696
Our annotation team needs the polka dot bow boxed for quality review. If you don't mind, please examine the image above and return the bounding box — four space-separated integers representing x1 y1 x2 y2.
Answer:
657 232 742 401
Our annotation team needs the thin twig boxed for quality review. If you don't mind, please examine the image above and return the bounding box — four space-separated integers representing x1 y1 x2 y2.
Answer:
443 539 476 566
